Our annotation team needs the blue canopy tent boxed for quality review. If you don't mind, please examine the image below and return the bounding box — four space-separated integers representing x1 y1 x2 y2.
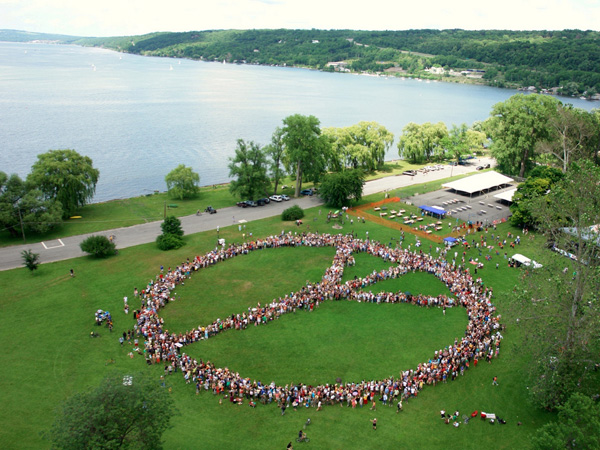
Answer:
443 237 458 247
418 205 447 219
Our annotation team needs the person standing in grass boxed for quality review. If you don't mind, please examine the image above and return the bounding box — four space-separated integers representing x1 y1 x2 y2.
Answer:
371 418 377 430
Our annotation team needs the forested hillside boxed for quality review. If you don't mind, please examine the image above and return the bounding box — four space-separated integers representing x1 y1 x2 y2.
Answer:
3 28 600 97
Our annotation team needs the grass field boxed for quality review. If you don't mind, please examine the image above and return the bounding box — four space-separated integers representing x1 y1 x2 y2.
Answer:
0 187 558 449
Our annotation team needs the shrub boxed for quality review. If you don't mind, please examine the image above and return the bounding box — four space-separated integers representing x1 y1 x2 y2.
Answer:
282 205 304 221
80 235 116 258
161 216 184 237
21 249 40 272
156 233 185 251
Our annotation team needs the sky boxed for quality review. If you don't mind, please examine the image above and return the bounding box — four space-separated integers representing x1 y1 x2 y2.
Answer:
1 0 599 37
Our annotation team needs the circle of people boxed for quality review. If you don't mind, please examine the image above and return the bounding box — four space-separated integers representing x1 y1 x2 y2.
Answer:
128 232 502 409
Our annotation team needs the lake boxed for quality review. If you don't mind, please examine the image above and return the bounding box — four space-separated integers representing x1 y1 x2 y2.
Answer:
0 41 596 202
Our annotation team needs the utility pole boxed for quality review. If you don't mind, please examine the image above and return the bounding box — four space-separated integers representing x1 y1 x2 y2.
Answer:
17 207 26 243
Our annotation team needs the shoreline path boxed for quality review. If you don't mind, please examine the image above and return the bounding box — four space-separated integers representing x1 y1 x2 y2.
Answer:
0 158 492 271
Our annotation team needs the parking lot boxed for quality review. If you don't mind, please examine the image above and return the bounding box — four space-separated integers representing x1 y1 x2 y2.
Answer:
406 184 516 225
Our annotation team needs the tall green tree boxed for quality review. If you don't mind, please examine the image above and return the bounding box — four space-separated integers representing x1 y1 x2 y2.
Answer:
27 149 99 218
318 169 365 208
228 139 271 200
537 104 596 173
324 121 393 171
0 172 63 239
48 372 176 449
397 122 448 163
533 393 600 449
264 127 286 195
165 164 200 200
281 114 330 197
509 166 564 227
487 94 559 177
514 160 600 410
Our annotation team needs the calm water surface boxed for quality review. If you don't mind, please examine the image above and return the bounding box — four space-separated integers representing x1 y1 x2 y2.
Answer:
0 42 596 202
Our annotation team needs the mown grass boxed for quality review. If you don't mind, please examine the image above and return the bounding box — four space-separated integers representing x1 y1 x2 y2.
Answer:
0 190 557 449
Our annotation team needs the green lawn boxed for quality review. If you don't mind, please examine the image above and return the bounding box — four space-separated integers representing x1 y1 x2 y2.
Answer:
0 195 557 449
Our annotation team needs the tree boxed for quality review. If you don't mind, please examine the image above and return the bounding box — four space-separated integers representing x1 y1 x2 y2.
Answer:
281 114 330 198
514 160 600 410
80 235 116 258
165 164 200 200
439 124 471 164
161 215 184 237
509 166 564 227
27 149 99 218
228 139 271 200
397 122 448 163
532 393 600 449
48 372 176 449
156 216 184 250
324 121 394 171
264 127 286 195
487 94 559 177
537 104 595 173
21 249 40 272
318 170 365 208
0 172 63 239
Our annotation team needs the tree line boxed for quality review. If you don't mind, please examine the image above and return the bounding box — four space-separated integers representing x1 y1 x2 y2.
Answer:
65 28 600 96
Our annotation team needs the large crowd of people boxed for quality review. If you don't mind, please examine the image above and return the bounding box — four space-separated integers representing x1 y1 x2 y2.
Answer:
127 232 503 408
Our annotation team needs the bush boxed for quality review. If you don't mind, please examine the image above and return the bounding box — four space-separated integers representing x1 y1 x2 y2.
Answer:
282 205 304 221
80 235 116 258
156 233 185 251
161 216 184 237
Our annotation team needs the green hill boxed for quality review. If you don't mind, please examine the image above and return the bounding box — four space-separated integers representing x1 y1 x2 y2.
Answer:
3 28 600 96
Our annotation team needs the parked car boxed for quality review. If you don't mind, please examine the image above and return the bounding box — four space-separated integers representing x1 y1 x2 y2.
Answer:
476 165 484 170
256 198 270 206
236 201 248 208
281 194 290 201
402 170 417 176
300 189 313 196
269 194 283 202
204 206 217 214
245 200 257 207
484 163 491 169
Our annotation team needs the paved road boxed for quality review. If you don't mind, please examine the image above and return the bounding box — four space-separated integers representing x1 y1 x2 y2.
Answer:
0 158 494 271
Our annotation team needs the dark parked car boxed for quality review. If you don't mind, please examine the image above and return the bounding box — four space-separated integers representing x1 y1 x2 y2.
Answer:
256 197 270 206
300 189 314 196
236 201 248 208
204 206 217 214
245 200 257 207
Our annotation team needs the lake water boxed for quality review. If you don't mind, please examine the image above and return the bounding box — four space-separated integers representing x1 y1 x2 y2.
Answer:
1 41 596 203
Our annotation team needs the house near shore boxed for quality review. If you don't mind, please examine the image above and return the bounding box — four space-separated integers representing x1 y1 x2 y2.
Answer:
327 61 350 72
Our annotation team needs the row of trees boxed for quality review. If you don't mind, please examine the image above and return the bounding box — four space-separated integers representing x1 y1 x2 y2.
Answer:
227 116 388 206
397 122 487 164
1 149 99 240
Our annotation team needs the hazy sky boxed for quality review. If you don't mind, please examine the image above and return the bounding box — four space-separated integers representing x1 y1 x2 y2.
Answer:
1 0 599 37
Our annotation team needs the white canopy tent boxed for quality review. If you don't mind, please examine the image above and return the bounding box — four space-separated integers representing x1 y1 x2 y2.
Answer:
494 188 517 203
442 171 514 196
511 253 543 268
